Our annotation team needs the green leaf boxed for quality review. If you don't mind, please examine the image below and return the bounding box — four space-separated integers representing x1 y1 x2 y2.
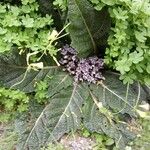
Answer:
0 4 6 13
0 40 12 53
53 0 67 10
0 27 7 35
105 138 114 146
21 15 34 28
47 73 72 98
2 14 21 27
115 57 132 74
68 0 110 57
101 0 116 6
141 84 150 99
90 72 146 116
144 77 150 86
21 0 36 5
120 73 137 84
0 52 67 93
146 63 150 74
135 30 147 43
111 7 128 21
83 95 136 148
83 71 147 147
10 6 21 16
16 83 89 150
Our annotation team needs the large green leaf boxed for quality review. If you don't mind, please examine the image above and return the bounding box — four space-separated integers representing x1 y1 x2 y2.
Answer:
0 52 72 93
47 73 72 98
68 0 111 57
83 95 136 148
0 51 26 85
89 72 146 117
15 101 45 150
15 83 89 150
83 72 147 147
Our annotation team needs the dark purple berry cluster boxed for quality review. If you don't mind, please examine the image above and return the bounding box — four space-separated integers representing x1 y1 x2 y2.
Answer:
59 45 105 83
